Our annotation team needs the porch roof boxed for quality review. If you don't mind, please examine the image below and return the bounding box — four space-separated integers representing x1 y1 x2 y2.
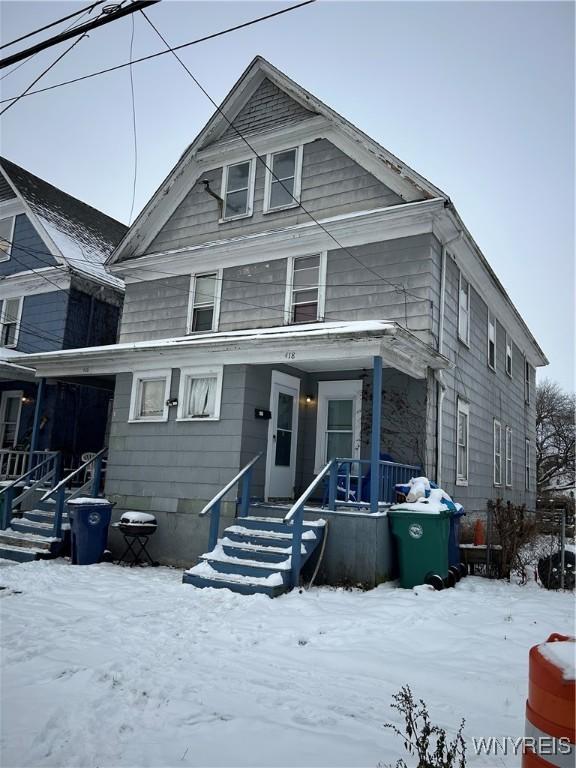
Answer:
14 320 452 380
0 349 36 382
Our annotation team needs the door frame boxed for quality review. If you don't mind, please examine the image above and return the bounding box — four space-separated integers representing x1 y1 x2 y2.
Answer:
314 380 363 472
264 370 301 501
0 389 23 448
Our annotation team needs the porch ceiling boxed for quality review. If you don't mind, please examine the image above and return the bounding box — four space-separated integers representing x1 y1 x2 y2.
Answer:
13 321 452 381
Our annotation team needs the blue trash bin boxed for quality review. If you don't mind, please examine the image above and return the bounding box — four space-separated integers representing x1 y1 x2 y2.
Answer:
68 498 112 565
448 504 466 578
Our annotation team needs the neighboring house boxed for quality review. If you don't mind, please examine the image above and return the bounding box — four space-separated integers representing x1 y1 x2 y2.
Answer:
19 58 547 586
0 157 126 476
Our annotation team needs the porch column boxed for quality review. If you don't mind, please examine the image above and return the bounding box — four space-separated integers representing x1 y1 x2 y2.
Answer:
370 356 382 514
28 377 46 470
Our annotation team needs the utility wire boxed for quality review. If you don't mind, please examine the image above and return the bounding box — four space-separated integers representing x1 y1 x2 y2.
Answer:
0 1 317 104
140 9 427 306
127 13 138 225
0 0 106 51
0 33 88 117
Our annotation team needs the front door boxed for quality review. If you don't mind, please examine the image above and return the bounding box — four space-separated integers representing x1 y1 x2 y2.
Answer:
265 371 300 500
0 390 22 448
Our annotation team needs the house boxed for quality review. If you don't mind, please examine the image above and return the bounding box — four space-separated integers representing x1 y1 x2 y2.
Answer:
14 58 547 591
0 157 126 479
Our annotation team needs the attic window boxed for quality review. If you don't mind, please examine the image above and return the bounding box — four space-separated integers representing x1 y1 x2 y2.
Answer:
264 146 302 212
0 216 15 261
221 160 255 220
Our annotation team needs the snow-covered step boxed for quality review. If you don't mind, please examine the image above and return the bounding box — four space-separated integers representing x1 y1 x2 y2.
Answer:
0 543 43 563
23 508 69 525
220 536 305 563
200 544 291 581
183 561 287 597
237 515 325 534
0 529 55 550
10 518 69 537
225 525 319 550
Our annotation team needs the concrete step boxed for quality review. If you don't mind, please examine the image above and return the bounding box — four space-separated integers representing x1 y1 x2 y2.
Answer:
0 543 42 563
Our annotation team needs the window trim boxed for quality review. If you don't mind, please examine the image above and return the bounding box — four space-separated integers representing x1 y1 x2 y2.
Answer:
524 358 531 405
505 332 513 378
186 269 223 334
128 369 172 423
456 398 469 486
0 389 23 448
176 365 224 422
0 215 16 262
493 419 502 487
284 252 327 325
0 296 23 349
525 438 531 490
219 158 256 222
487 311 496 371
457 272 470 347
263 145 303 214
505 425 512 487
314 379 363 473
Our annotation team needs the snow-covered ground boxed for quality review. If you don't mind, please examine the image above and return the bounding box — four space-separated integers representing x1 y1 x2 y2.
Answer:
1 560 573 768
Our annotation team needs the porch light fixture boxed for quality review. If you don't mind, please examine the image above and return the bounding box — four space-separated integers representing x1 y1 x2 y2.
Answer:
305 395 314 404
21 396 35 405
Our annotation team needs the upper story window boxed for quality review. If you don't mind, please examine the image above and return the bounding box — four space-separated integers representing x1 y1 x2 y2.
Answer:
264 146 302 212
0 216 15 261
285 253 326 324
187 271 221 333
524 358 531 404
0 297 22 348
487 312 496 370
493 419 502 486
456 398 469 486
505 333 513 377
221 159 255 220
458 273 470 346
129 370 172 423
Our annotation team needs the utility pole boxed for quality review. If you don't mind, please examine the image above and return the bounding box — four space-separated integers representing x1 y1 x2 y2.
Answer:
0 0 160 70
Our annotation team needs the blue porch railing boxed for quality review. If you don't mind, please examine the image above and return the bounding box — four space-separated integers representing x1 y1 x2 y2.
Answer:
198 452 264 551
40 448 107 538
0 451 61 530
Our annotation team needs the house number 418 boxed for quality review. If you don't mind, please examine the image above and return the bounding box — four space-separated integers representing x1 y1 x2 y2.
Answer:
285 351 296 359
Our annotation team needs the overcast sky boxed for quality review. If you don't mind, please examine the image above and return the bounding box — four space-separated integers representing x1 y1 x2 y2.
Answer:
1 1 573 389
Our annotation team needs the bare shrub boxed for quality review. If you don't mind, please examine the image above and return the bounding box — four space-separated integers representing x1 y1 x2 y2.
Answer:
488 499 538 581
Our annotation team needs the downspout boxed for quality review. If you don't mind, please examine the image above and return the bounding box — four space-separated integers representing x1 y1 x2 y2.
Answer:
436 232 462 485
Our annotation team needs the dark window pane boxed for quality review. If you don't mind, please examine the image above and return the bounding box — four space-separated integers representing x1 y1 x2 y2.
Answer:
225 189 248 217
270 179 295 209
326 431 353 460
277 392 293 430
292 302 318 323
273 149 296 179
227 162 250 192
327 400 353 430
192 307 213 332
275 429 292 466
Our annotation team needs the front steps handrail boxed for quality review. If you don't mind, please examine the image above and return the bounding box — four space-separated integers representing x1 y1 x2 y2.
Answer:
283 459 334 588
199 452 264 552
40 448 107 538
0 451 60 530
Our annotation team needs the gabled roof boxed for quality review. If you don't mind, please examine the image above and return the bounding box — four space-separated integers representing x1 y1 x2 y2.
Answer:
0 157 127 290
108 55 447 264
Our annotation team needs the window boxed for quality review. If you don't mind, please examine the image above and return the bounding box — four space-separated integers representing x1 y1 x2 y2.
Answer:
177 367 223 421
129 370 172 422
487 312 496 370
458 273 470 345
524 358 531 404
314 380 362 472
285 253 326 324
456 399 469 485
505 333 513 377
0 297 22 348
188 272 221 333
0 390 23 448
505 426 512 487
525 438 531 490
493 419 502 486
264 146 302 212
221 160 254 220
0 217 15 260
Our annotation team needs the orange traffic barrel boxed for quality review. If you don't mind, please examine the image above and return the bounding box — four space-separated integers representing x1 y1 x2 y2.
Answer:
523 633 575 767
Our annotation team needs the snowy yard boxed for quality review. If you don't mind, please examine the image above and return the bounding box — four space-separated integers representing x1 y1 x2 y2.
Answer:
0 560 573 768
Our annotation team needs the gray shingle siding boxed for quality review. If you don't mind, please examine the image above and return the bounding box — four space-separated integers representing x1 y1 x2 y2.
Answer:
147 138 403 254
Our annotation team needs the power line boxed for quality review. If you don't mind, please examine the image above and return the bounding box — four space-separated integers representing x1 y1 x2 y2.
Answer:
0 1 317 104
0 1 160 70
0 33 88 117
127 13 138 225
140 9 428 306
0 0 106 51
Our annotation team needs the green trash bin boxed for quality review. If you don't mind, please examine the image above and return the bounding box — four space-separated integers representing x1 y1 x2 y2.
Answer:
389 503 451 589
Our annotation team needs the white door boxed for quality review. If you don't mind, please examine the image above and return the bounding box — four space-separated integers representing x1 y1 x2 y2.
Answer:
0 390 23 448
265 371 300 499
314 380 363 472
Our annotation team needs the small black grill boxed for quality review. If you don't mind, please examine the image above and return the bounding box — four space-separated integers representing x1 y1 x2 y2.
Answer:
113 512 158 566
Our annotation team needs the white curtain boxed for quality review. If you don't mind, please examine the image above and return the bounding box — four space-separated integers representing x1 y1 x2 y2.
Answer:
188 377 216 417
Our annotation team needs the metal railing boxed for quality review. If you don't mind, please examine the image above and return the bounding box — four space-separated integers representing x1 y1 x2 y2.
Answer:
0 449 29 480
199 452 263 552
324 458 421 509
0 452 60 530
40 448 107 538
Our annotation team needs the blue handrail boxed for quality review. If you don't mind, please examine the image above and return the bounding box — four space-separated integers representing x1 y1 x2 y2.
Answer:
0 452 60 530
199 452 263 551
